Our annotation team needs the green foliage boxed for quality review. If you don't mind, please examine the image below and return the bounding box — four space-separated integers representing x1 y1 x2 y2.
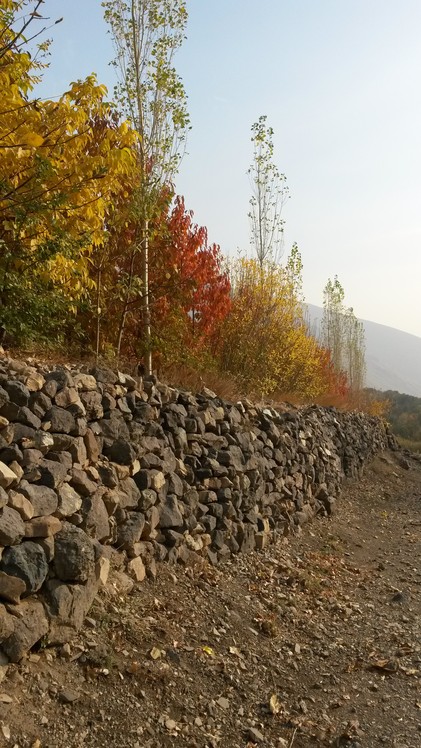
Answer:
366 388 421 444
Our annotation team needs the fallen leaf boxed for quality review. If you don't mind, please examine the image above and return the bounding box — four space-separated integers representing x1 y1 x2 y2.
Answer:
269 693 280 715
150 647 163 660
202 645 215 657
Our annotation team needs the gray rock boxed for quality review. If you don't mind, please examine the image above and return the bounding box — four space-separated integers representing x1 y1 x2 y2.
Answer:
54 523 96 582
45 369 74 390
0 506 25 545
248 727 264 743
81 493 110 541
44 569 101 644
2 599 49 662
80 390 104 420
19 481 58 517
42 378 59 398
57 483 83 518
70 468 97 497
99 410 130 444
0 386 9 409
3 380 30 407
0 443 23 465
166 472 184 496
103 438 136 465
0 602 14 641
89 366 116 384
116 512 146 550
83 428 100 463
1 403 41 429
29 390 52 419
44 406 76 434
137 489 158 512
1 541 49 592
237 523 256 553
38 459 68 489
67 436 87 466
158 495 184 528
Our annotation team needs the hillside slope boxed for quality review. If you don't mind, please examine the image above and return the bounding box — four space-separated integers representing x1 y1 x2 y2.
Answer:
307 304 421 397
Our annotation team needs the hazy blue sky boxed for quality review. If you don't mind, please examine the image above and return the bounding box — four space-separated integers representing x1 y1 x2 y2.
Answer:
35 1 421 337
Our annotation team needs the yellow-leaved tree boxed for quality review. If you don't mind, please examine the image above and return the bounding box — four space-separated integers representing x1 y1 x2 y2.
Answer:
0 0 137 342
219 248 330 400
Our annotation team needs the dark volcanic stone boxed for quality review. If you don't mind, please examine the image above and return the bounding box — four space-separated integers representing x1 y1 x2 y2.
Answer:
103 438 136 465
1 541 48 593
19 481 58 517
54 523 96 582
3 380 30 407
45 406 76 435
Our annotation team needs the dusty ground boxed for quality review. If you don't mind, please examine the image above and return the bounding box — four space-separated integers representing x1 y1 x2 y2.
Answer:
0 449 420 748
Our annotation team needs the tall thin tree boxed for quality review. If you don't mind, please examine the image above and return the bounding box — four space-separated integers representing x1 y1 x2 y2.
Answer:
248 116 289 267
103 0 190 371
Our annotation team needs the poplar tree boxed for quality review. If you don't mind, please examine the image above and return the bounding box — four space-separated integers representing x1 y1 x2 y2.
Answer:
322 277 366 396
248 116 289 267
103 0 190 371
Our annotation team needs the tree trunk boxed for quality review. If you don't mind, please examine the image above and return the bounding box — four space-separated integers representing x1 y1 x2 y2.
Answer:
95 266 101 364
116 245 137 364
142 217 152 375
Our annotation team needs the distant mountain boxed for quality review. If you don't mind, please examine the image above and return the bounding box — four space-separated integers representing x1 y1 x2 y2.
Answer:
306 304 421 398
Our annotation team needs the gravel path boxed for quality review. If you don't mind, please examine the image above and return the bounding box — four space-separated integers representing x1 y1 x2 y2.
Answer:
0 449 420 748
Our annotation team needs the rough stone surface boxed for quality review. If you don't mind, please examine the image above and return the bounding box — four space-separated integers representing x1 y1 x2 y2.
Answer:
1 541 49 592
0 506 25 545
44 569 100 644
0 358 399 660
159 495 184 528
19 481 58 517
56 483 82 518
23 515 62 538
0 460 18 489
0 602 14 641
2 599 49 662
0 570 26 604
53 523 96 582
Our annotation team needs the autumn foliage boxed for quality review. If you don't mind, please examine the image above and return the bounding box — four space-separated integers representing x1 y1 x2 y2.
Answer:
0 2 363 407
84 191 231 367
219 252 349 400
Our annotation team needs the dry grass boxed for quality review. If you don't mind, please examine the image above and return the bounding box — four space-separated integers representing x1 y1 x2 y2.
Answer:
4 345 371 417
396 436 421 453
159 364 245 402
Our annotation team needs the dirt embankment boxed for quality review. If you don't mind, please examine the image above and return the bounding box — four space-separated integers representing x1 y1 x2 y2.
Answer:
0 450 420 748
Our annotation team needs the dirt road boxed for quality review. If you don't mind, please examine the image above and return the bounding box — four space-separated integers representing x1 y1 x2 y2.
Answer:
0 450 420 748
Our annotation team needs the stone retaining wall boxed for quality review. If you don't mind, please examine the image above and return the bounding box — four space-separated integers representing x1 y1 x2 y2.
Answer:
0 357 397 660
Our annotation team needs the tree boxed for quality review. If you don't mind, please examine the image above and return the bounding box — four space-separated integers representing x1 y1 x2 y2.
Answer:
248 115 289 267
321 277 366 398
220 251 330 399
150 196 231 365
84 193 231 368
322 276 345 373
103 0 190 371
0 2 137 342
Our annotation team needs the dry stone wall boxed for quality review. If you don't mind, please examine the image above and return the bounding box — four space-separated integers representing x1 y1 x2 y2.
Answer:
0 357 397 660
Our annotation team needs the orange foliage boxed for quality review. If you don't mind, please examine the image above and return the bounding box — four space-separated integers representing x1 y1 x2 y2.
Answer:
150 196 231 359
